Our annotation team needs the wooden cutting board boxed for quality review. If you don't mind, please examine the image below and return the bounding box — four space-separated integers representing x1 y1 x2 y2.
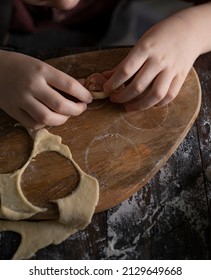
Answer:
0 48 201 220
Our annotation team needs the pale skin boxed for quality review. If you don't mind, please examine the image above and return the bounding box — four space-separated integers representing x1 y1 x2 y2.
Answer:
0 1 211 129
104 2 211 111
0 50 93 130
0 0 88 130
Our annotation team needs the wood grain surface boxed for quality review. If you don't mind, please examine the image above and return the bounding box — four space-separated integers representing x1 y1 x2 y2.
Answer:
0 48 201 221
1 47 211 260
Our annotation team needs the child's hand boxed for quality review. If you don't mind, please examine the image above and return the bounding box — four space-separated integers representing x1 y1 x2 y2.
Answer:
104 11 202 111
0 51 92 129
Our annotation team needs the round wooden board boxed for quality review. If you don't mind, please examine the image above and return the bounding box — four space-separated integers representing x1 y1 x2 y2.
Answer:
0 48 201 220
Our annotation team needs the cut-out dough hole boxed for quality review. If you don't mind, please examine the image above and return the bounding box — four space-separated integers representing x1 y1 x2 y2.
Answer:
0 128 99 259
21 151 80 219
0 126 33 173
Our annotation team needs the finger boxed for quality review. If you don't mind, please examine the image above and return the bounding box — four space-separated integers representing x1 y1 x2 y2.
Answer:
102 68 116 79
155 75 184 107
104 46 148 92
21 97 70 126
35 85 88 116
77 78 86 86
45 65 93 103
125 70 173 111
110 59 161 104
5 107 44 130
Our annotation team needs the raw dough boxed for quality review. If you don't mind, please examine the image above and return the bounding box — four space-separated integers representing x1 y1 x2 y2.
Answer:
0 128 99 259
91 90 110 100
79 72 124 100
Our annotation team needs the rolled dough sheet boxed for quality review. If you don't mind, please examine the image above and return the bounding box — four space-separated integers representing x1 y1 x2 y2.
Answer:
0 128 99 259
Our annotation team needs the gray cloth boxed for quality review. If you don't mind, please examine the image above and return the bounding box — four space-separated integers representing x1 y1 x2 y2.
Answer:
101 0 192 46
0 0 12 46
6 0 191 49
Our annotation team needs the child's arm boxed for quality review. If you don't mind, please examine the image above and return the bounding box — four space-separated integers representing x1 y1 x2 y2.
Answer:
0 50 93 129
104 2 211 111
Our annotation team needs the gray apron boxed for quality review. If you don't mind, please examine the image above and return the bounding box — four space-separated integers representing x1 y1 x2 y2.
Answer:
2 0 191 49
0 0 12 46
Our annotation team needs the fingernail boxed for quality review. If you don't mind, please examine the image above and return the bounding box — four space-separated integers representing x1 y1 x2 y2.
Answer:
87 96 93 104
103 82 109 93
111 81 118 89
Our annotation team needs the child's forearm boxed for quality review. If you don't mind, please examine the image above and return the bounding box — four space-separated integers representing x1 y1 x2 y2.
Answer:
172 2 211 55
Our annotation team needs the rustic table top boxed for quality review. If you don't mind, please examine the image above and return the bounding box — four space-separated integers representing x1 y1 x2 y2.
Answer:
0 47 211 260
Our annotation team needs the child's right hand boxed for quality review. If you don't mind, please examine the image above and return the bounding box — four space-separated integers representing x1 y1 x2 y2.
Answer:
0 50 92 130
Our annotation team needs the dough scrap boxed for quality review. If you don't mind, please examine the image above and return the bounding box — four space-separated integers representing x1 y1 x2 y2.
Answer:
0 128 99 259
91 90 110 100
78 72 124 100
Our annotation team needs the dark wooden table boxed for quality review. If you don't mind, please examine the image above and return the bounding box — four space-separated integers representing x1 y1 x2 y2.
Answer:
0 48 211 260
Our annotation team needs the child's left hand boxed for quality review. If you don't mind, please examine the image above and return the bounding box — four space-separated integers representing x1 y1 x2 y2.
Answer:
103 11 201 111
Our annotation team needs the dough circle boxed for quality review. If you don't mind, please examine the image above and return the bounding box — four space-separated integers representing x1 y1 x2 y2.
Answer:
0 128 99 259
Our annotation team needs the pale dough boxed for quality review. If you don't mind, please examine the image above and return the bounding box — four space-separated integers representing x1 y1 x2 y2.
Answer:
91 91 110 100
79 73 124 100
0 128 99 259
